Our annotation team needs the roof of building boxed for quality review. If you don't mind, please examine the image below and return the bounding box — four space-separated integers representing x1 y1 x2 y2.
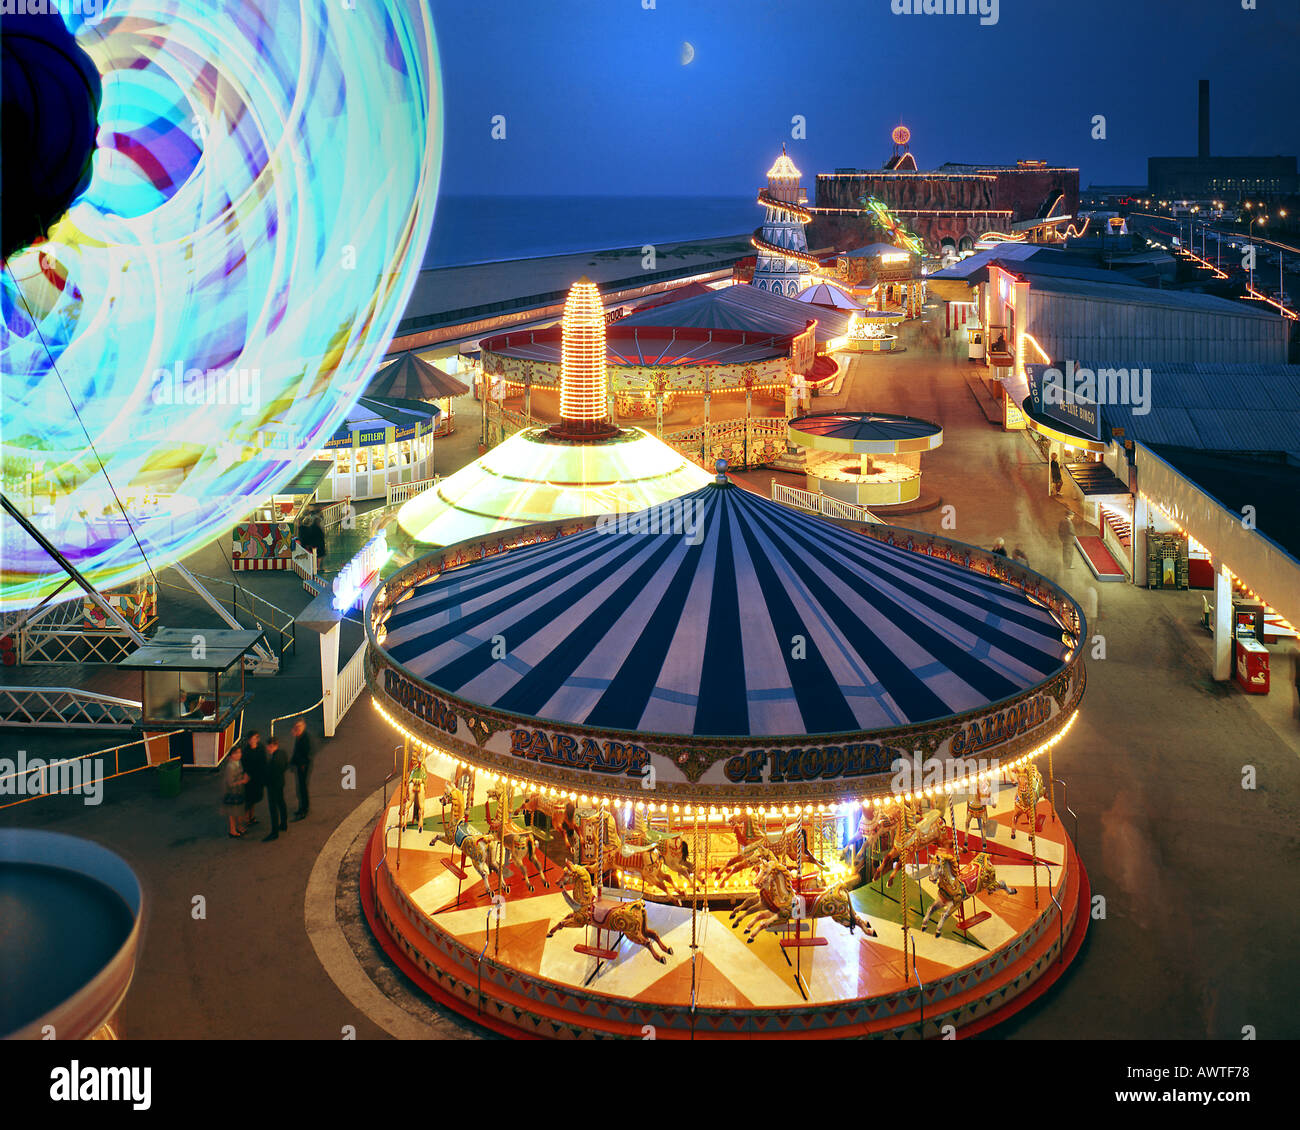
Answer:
795 282 864 311
381 482 1073 737
334 396 438 441
841 242 912 260
619 282 853 345
121 628 267 672
1148 447 1300 563
1026 362 1300 460
767 147 802 180
484 323 790 367
628 281 716 313
1026 276 1282 319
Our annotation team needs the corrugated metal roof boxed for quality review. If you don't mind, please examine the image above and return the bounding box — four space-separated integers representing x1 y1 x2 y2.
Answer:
926 243 1048 282
1028 276 1281 318
1026 362 1300 458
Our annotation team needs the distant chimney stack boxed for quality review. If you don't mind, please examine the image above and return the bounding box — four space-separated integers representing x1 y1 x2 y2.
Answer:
1198 79 1210 159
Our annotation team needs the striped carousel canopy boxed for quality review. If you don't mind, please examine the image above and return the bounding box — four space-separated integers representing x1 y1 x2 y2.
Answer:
378 482 1072 739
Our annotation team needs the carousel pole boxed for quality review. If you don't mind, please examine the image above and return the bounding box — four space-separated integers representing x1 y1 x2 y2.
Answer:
690 806 701 1006
1028 771 1041 910
1048 745 1057 821
395 734 410 873
899 800 911 980
494 777 507 957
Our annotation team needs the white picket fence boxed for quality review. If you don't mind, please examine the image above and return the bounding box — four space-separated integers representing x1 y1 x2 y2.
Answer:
328 640 369 737
771 482 882 524
386 475 440 506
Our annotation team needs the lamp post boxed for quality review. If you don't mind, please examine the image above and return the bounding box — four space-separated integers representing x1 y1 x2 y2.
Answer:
1279 211 1288 310
1247 215 1265 294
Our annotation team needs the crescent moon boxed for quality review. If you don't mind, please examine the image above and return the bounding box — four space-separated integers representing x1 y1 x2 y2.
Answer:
680 41 695 66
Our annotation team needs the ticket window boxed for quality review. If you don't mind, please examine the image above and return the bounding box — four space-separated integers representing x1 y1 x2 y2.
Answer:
143 669 217 721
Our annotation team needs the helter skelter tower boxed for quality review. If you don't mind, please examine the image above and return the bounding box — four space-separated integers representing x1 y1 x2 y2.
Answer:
751 146 818 296
551 277 618 438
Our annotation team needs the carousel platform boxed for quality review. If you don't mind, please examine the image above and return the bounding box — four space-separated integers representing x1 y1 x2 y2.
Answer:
361 782 1087 1040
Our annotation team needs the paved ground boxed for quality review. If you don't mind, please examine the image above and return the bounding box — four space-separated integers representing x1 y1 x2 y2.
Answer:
4 307 1299 1040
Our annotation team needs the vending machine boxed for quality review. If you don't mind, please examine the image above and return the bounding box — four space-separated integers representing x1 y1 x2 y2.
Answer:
1233 611 1270 695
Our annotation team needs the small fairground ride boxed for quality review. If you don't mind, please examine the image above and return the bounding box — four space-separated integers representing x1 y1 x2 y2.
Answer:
121 627 267 769
362 464 1091 1039
0 830 143 1040
788 411 943 509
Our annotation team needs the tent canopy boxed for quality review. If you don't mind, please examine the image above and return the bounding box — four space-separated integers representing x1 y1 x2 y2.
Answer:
371 351 469 401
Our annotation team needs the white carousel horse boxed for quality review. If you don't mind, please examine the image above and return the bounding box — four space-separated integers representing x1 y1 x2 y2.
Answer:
545 863 674 964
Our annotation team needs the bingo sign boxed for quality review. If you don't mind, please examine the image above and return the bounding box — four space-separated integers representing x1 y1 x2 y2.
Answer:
1028 364 1102 441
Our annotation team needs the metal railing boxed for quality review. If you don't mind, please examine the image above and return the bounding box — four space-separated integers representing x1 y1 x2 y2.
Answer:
175 571 296 668
771 481 884 525
0 730 181 811
386 476 441 506
19 630 138 666
372 748 405 915
0 686 141 729
269 697 323 739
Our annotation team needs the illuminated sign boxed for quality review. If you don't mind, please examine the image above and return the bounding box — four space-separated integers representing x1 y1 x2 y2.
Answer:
383 669 459 734
510 730 650 777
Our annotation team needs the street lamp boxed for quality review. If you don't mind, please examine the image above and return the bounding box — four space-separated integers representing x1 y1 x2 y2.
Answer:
1248 214 1267 294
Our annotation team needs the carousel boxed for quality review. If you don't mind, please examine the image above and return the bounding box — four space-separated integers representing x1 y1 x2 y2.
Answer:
361 469 1089 1038
789 412 943 509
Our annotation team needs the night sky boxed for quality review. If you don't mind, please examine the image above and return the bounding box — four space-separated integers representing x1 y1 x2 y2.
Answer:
430 0 1299 195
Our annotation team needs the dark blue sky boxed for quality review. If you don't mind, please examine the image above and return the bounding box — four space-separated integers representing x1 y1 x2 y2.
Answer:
429 0 1299 196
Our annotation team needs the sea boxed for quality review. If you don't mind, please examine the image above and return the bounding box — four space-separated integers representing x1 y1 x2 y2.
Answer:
422 195 756 269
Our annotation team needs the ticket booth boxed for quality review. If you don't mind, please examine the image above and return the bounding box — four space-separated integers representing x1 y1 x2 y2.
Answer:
120 628 267 768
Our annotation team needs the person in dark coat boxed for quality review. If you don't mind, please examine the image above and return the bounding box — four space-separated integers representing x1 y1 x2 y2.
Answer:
241 731 266 829
1050 452 1064 497
262 738 289 841
290 719 313 820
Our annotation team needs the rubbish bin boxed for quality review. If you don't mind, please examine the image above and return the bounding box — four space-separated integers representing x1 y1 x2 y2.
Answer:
157 760 182 798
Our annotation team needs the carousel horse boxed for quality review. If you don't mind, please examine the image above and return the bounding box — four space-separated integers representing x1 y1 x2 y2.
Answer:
623 807 697 889
963 778 995 849
730 851 875 942
919 848 1017 936
545 863 674 964
871 808 948 884
429 783 507 892
521 792 580 859
715 811 822 884
401 753 427 830
484 781 550 893
1009 763 1046 840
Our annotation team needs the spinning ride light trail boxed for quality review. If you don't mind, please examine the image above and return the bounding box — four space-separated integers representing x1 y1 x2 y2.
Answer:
0 1 442 611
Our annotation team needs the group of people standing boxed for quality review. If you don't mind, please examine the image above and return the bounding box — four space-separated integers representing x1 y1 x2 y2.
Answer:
221 719 313 840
